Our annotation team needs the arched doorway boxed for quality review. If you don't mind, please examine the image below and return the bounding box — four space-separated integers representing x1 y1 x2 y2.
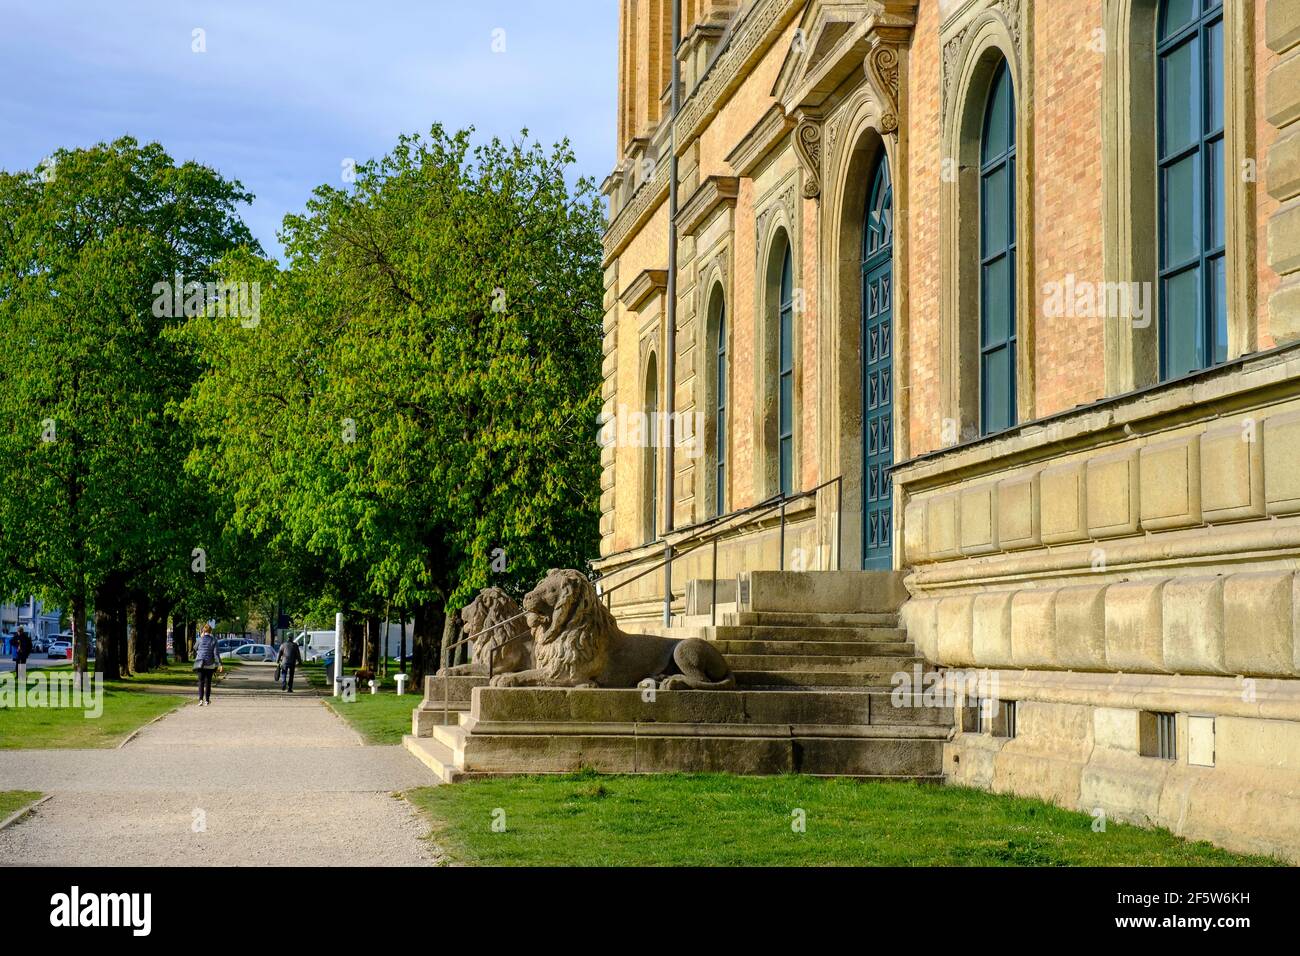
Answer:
861 152 893 570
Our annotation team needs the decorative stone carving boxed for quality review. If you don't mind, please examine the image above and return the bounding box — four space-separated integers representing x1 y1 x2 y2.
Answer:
489 569 736 690
942 0 1022 114
437 587 533 677
793 116 823 198
755 181 797 262
865 38 902 134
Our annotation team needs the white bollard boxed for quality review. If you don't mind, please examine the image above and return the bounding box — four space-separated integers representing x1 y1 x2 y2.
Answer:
369 679 377 695
395 673 408 695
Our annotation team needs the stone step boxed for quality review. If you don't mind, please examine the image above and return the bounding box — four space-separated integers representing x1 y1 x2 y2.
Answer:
431 722 469 760
739 570 909 615
714 639 914 657
402 734 463 783
412 700 470 736
454 731 945 777
679 606 737 628
468 687 953 728
723 611 899 628
735 670 919 689
420 674 488 704
724 653 919 672
709 624 908 643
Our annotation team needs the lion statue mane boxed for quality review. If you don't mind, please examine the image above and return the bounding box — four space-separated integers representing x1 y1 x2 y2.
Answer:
437 587 533 677
488 569 735 690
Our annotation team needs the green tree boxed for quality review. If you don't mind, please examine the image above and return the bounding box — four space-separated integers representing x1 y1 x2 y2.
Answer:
0 138 260 675
182 126 603 681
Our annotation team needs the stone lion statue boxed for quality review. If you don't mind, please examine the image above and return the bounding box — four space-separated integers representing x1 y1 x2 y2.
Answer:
437 587 533 677
489 569 736 690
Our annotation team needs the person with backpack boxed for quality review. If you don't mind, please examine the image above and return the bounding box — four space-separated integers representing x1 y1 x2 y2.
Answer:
276 638 302 692
192 623 223 706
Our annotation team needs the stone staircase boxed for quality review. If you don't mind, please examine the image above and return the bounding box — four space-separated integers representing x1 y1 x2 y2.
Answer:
404 570 952 782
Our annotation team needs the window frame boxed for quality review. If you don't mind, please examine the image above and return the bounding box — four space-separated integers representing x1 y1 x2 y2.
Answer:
778 245 795 497
1156 0 1226 382
978 57 1018 436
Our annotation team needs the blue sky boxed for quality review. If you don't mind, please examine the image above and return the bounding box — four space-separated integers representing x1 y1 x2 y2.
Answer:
0 0 618 258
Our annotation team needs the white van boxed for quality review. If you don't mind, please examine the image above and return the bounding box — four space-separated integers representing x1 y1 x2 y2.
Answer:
291 630 336 661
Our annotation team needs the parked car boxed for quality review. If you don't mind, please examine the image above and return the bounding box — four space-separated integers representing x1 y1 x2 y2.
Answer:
47 641 71 659
216 638 246 655
32 636 50 653
221 643 277 663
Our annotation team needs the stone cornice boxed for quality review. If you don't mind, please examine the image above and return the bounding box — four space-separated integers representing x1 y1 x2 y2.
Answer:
672 0 804 157
619 268 669 312
773 1 918 117
893 340 1300 493
725 104 795 177
602 159 670 265
676 175 740 236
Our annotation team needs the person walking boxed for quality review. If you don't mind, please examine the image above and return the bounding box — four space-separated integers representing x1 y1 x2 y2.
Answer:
193 624 223 706
276 638 302 693
13 626 31 673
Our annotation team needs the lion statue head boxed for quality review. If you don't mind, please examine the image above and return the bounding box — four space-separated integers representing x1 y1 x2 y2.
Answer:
452 586 532 675
521 569 613 684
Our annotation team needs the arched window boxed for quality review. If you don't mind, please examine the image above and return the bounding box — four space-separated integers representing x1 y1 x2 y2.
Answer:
979 58 1017 435
862 151 894 570
778 246 794 496
715 303 727 516
1157 0 1225 379
642 353 658 544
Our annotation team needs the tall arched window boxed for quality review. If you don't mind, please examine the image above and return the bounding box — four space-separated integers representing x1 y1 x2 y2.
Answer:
715 304 727 516
778 246 794 496
642 353 658 544
979 58 1017 435
1157 0 1225 380
862 151 894 570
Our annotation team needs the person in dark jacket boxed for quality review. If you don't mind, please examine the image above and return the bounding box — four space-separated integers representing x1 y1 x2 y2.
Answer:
192 623 223 706
13 627 31 671
276 639 302 692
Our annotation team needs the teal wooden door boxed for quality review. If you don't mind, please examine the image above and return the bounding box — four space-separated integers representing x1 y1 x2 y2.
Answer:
862 153 894 571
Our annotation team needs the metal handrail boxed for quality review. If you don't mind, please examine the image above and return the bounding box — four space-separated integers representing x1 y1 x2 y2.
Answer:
595 475 844 626
437 609 529 725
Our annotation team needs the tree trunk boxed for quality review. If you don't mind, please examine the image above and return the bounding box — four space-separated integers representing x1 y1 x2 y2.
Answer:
174 617 189 663
186 620 196 660
409 600 445 686
344 619 363 668
150 602 170 666
113 595 130 677
93 586 119 680
130 594 151 674
399 616 408 674
70 587 90 681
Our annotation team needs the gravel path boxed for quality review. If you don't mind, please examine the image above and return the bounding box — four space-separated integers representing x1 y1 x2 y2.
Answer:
0 664 443 866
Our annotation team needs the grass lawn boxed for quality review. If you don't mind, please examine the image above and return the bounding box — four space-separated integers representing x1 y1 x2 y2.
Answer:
324 690 415 745
0 791 43 821
0 683 184 749
406 772 1284 867
39 658 241 689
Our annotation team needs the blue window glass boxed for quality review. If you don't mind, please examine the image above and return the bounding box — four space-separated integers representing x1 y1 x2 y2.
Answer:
715 305 727 516
1157 0 1226 378
778 246 794 497
980 58 1017 435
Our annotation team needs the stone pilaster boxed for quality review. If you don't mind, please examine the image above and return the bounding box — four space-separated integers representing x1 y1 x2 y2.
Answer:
1266 0 1300 341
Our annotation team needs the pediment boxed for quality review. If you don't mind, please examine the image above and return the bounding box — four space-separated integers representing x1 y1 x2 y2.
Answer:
771 0 919 114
